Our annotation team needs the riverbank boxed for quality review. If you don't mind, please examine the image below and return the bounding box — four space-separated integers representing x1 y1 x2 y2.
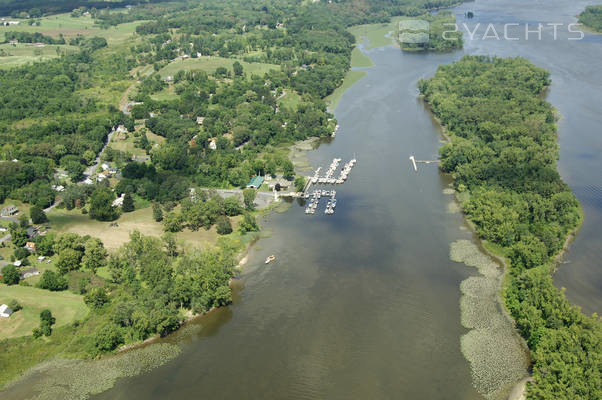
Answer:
422 55 600 399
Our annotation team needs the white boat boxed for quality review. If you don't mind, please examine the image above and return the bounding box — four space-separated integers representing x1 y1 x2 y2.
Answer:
265 255 276 264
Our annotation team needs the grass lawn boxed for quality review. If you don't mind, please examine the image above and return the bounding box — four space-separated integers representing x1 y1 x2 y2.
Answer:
158 56 280 78
278 90 302 109
0 43 79 69
324 69 366 111
0 285 88 339
150 85 179 101
109 134 147 157
350 47 373 68
47 206 242 251
0 14 144 44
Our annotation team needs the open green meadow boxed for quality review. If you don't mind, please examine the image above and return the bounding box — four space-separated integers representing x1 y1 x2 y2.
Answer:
278 90 302 109
47 206 244 251
0 13 143 43
159 56 280 78
0 285 88 339
0 42 78 69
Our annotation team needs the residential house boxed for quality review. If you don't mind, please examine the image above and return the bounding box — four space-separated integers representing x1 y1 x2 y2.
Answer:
13 260 22 267
26 226 38 239
83 178 94 185
208 139 217 150
196 116 205 125
20 268 40 279
25 242 36 252
0 304 13 318
101 163 110 171
112 193 125 207
1 204 18 216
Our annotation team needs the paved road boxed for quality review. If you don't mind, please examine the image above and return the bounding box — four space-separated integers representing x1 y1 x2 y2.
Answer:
84 128 116 177
0 216 18 224
44 201 60 213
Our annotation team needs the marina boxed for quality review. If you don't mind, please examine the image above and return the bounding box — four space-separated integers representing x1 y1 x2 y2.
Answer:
303 156 356 216
304 189 337 215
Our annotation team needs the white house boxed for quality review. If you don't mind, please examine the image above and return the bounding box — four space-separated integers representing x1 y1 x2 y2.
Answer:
0 304 13 318
83 178 93 185
97 173 107 182
112 193 125 207
208 139 217 150
20 268 40 279
101 163 110 171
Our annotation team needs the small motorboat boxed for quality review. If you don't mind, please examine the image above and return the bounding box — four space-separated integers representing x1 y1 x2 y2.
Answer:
265 255 276 264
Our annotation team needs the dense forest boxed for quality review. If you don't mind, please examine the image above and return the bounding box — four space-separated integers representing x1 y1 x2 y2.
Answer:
578 5 602 32
420 56 601 399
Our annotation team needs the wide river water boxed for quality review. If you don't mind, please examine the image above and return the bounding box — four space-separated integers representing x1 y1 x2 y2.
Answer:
4 0 601 399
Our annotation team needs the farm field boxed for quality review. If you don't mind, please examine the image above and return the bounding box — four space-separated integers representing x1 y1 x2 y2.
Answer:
0 13 143 43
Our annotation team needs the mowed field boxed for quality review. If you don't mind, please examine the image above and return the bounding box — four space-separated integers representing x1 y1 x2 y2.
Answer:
0 13 145 68
159 56 280 78
47 206 243 251
0 13 142 43
0 285 88 339
0 42 79 69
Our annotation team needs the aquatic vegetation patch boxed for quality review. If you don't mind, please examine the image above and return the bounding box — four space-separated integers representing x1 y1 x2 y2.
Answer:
19 343 181 400
446 201 460 214
451 240 528 399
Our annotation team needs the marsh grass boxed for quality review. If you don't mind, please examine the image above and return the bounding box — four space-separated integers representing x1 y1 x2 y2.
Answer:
9 343 181 400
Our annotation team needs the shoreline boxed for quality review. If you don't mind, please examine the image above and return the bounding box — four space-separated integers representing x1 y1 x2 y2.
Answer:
422 89 586 399
422 94 532 400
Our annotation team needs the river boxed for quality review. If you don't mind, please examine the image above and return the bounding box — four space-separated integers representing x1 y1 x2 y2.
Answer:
4 0 602 399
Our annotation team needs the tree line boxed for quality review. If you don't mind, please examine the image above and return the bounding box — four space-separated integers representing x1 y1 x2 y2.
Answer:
420 55 600 399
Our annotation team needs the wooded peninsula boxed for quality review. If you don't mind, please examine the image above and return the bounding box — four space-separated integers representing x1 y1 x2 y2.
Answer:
420 55 601 399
